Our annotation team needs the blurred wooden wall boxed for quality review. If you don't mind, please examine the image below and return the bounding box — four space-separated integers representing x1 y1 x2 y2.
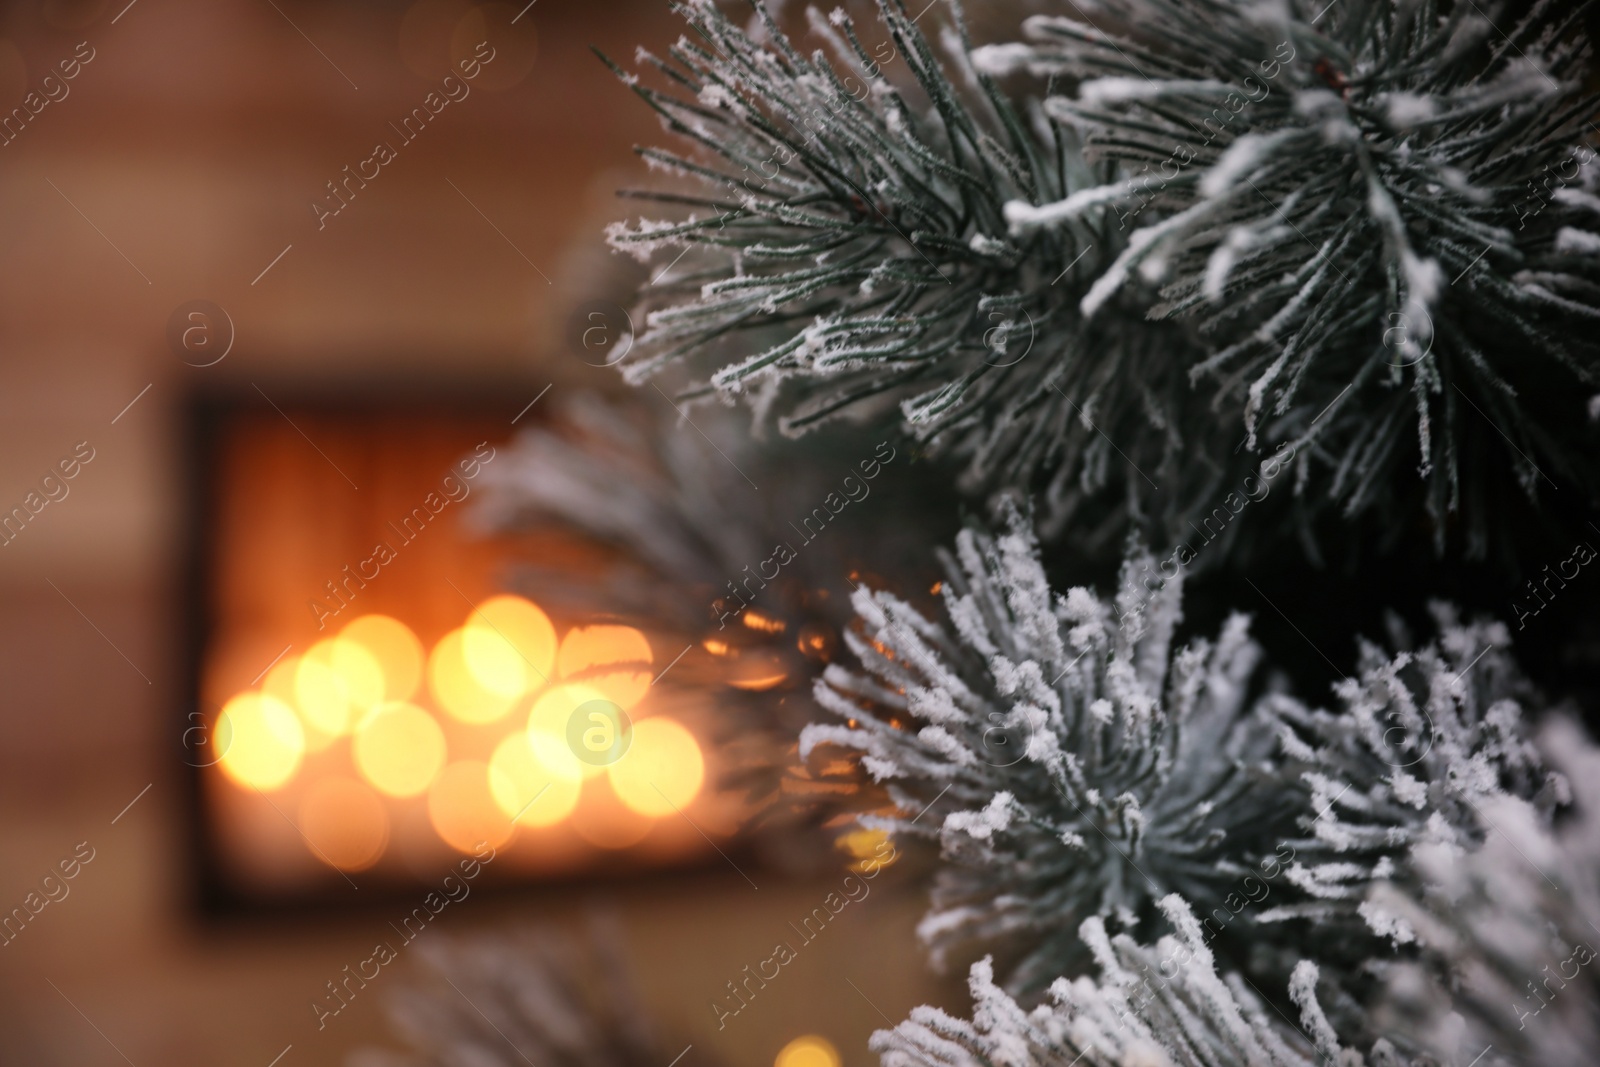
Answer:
0 1 954 1064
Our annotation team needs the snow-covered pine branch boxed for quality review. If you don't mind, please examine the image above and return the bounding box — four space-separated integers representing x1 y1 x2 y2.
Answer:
1264 604 1567 966
352 921 674 1067
1365 717 1597 1067
871 895 1420 1067
979 0 1600 555
804 505 1559 998
802 503 1301 990
606 0 1256 555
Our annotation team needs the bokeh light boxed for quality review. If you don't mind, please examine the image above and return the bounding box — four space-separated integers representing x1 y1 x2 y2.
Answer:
462 595 557 699
487 733 581 827
526 683 612 780
775 1036 841 1067
449 3 538 93
353 702 447 798
298 776 389 871
340 614 425 701
569 779 653 849
217 692 305 791
429 627 519 723
262 654 337 752
427 760 517 853
837 827 897 875
556 624 652 708
210 581 722 868
726 648 790 691
295 637 384 737
608 716 704 817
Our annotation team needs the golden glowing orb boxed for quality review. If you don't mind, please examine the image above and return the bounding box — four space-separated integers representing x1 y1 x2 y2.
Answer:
607 716 704 817
837 826 897 874
353 702 447 798
340 614 425 702
557 624 652 674
556 624 652 708
217 692 305 791
429 627 519 724
487 733 581 827
775 1035 841 1067
262 655 334 752
295 638 384 737
526 683 612 780
462 595 556 699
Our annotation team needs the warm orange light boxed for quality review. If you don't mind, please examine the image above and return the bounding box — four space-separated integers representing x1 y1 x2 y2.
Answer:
727 650 790 691
837 827 897 874
428 627 518 724
353 702 447 798
262 655 335 752
217 692 305 791
298 776 389 871
608 717 704 817
569 779 654 850
557 624 652 674
427 761 517 853
295 638 383 737
462 595 556 698
741 609 785 633
526 683 613 780
556 624 653 708
487 733 581 827
775 1036 841 1067
340 614 425 701
573 671 651 710
728 672 789 691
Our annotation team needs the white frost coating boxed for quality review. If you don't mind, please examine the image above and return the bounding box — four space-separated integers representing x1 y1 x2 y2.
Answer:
944 792 1018 840
1555 227 1600 254
1358 898 1417 946
1554 186 1600 215
1002 182 1143 234
1292 88 1345 120
1389 771 1427 808
1287 962 1340 1061
606 217 689 262
968 233 1010 257
968 43 1036 77
1384 91 1436 127
873 898 1387 1067
1078 77 1232 105
1199 132 1285 197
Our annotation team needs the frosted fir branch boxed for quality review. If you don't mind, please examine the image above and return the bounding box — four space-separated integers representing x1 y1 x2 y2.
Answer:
472 392 946 637
803 503 1310 990
470 390 955 816
806 505 1561 998
1365 717 1598 1067
605 0 1251 555
988 0 1600 555
1262 605 1565 945
871 895 1419 1067
351 921 674 1067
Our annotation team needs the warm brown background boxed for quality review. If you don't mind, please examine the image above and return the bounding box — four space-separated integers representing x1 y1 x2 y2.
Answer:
0 1 954 1063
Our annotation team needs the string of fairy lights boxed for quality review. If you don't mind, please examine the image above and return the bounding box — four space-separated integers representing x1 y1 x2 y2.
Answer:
210 596 705 869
